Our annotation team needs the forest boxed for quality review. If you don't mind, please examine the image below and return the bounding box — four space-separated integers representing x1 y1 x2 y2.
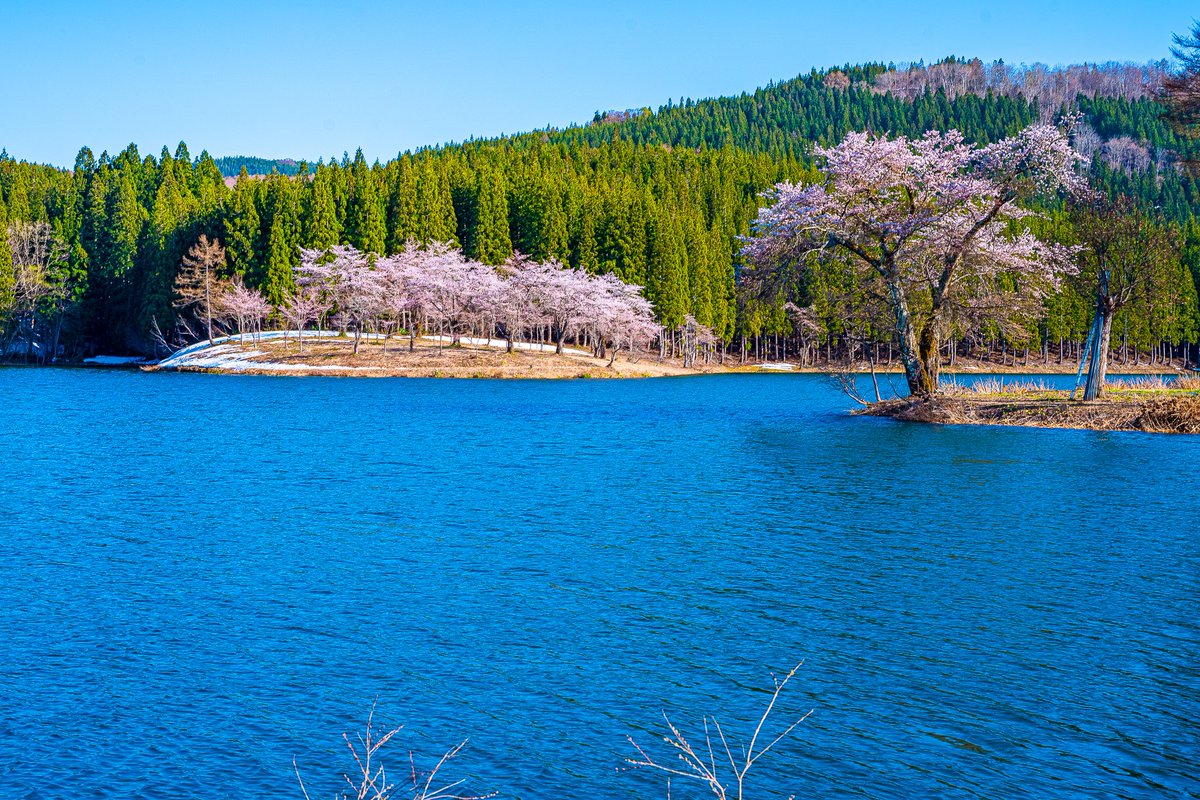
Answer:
1 56 1198 365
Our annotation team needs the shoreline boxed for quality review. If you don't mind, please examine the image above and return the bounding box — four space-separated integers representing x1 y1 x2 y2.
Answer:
861 390 1200 434
10 333 1197 381
132 332 1200 379
145 333 718 379
8 354 1193 380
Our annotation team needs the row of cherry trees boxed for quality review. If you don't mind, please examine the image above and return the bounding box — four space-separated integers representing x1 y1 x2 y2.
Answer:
200 242 664 365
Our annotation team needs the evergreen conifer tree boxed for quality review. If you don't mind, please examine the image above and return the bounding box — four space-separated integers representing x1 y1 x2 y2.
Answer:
348 153 386 254
471 160 512 264
306 166 341 249
226 169 261 277
0 195 13 314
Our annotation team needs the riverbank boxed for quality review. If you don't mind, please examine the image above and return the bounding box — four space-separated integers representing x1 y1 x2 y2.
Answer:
148 332 721 378
861 378 1200 433
137 332 1196 380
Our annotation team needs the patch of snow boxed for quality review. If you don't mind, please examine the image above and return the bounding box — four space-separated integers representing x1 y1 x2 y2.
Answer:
169 344 269 370
759 362 795 371
158 337 389 372
157 330 593 372
158 330 351 368
423 335 591 356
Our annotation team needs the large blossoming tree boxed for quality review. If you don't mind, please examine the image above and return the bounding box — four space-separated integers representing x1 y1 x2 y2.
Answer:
742 124 1086 397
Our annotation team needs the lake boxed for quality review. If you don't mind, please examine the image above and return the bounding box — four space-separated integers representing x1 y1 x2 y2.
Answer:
0 369 1196 799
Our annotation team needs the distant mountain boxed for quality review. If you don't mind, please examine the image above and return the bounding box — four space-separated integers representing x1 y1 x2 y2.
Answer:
213 156 306 177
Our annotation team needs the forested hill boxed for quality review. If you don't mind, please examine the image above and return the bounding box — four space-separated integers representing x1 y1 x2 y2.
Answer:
1 57 1198 359
211 57 1197 219
564 59 1171 153
213 157 305 178
539 58 1196 219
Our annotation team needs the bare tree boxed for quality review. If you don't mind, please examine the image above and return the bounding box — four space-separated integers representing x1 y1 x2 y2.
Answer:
1163 22 1200 175
175 235 228 342
873 58 1168 107
680 315 718 368
294 703 495 800
627 662 811 800
1098 136 1153 173
5 221 67 362
1070 197 1182 399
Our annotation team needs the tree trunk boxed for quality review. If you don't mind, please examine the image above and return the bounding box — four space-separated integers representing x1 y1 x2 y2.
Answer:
867 347 882 402
914 319 940 396
1083 310 1113 400
204 271 214 343
51 312 65 363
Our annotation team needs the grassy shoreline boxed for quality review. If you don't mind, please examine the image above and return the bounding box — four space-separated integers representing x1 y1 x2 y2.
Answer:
134 333 1196 380
860 377 1200 434
146 335 719 379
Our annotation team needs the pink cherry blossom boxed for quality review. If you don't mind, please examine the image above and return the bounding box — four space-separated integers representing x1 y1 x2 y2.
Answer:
742 122 1086 396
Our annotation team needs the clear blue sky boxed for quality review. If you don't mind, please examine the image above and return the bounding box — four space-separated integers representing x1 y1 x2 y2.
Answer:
3 0 1195 167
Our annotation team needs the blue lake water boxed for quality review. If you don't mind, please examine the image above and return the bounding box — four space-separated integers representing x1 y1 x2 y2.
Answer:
0 369 1197 799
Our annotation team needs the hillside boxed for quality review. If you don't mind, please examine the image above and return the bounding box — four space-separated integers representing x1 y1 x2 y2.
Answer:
213 156 306 178
0 56 1197 363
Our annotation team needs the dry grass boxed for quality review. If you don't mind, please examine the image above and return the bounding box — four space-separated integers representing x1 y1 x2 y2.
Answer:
942 377 1057 396
1109 375 1171 391
863 392 1200 434
169 336 715 379
1109 374 1200 392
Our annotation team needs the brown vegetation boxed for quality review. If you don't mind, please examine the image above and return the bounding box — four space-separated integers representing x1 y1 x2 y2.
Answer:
862 377 1200 433
158 335 719 379
150 333 1193 381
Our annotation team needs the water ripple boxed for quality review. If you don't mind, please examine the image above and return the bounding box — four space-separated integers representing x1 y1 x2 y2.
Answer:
0 370 1196 799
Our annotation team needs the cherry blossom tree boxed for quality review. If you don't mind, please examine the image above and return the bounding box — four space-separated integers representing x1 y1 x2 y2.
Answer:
216 279 271 342
520 258 594 354
580 271 658 364
404 243 495 348
279 286 332 352
370 245 418 351
298 246 388 354
286 241 659 365
492 253 533 352
460 260 504 344
742 123 1086 397
380 243 438 352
